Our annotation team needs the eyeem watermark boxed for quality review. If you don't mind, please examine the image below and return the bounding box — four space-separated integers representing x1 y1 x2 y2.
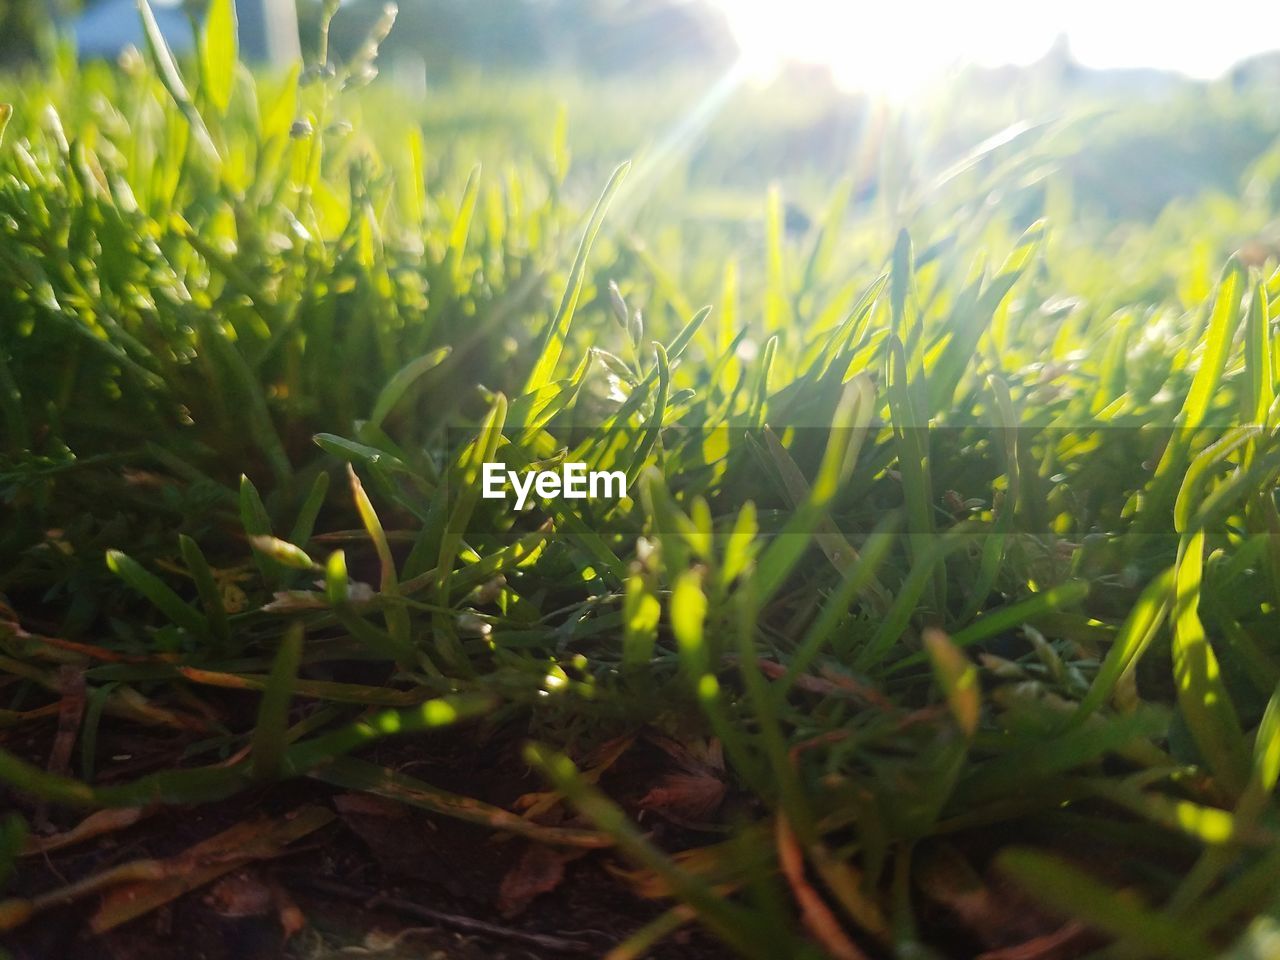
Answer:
481 462 627 510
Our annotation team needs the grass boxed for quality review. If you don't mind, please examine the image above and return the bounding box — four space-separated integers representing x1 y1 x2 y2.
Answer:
2 3 1280 957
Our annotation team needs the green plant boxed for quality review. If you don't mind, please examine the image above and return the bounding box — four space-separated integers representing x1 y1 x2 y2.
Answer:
2 3 1280 956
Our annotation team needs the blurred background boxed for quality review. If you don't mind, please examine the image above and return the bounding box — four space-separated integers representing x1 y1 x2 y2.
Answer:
0 0 1274 235
4 0 1280 288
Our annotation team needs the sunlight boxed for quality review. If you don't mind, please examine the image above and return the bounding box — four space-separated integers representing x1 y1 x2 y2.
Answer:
711 0 1279 96
713 0 998 98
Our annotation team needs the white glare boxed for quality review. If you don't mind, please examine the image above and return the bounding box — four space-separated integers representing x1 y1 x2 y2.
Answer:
711 0 1278 96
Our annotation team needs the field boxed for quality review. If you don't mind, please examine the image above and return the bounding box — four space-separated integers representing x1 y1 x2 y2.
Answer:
3 4 1280 958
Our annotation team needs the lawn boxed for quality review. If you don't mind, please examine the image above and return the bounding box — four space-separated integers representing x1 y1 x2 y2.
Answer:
2 3 1280 958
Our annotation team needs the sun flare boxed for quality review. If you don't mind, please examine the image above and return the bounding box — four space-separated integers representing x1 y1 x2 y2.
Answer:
710 0 1051 98
710 0 1276 96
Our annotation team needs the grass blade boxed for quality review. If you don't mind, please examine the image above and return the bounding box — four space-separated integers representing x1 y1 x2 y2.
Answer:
178 536 230 652
250 624 303 781
525 162 629 392
199 0 237 115
106 550 209 641
997 848 1216 960
1173 531 1249 795
136 0 219 160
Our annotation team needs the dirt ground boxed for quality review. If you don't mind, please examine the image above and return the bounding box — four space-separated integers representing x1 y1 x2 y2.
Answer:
3 725 734 959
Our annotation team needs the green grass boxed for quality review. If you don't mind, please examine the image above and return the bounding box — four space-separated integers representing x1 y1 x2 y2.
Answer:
3 4 1280 957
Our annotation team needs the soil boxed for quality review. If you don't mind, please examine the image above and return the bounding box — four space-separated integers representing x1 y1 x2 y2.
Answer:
2 723 734 960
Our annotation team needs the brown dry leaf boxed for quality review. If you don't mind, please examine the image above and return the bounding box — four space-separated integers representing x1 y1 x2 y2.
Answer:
89 805 333 933
21 807 152 857
269 878 306 940
638 734 726 824
0 861 161 934
639 772 726 822
336 787 544 904
48 665 86 778
496 842 588 918
121 469 168 489
923 628 980 736
916 843 1072 951
514 735 634 821
333 791 433 880
177 666 422 705
107 683 209 731
314 759 612 849
750 657 894 710
35 665 87 831
603 904 698 960
204 868 308 939
2 625 172 665
333 791 410 819
915 843 998 943
206 869 274 918
977 921 1094 960
646 733 723 774
775 814 867 960
1 808 332 935
0 703 60 725
815 665 896 710
260 590 329 612
608 828 764 899
805 841 889 942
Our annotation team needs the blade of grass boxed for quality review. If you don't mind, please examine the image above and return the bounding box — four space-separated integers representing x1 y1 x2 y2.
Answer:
1071 568 1174 726
199 0 237 116
526 743 787 958
1173 531 1250 796
178 536 230 652
250 624 303 781
106 550 210 641
996 848 1215 960
136 0 219 161
348 464 413 666
525 162 629 393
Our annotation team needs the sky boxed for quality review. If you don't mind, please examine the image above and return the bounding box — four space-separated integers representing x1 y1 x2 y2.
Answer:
708 0 1279 95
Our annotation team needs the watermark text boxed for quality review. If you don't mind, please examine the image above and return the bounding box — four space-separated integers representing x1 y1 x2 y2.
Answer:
481 462 627 510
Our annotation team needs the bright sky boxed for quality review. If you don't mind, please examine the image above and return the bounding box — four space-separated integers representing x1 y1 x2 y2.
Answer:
710 0 1278 95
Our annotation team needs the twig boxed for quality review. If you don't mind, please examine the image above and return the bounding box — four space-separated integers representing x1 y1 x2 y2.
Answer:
289 875 604 955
